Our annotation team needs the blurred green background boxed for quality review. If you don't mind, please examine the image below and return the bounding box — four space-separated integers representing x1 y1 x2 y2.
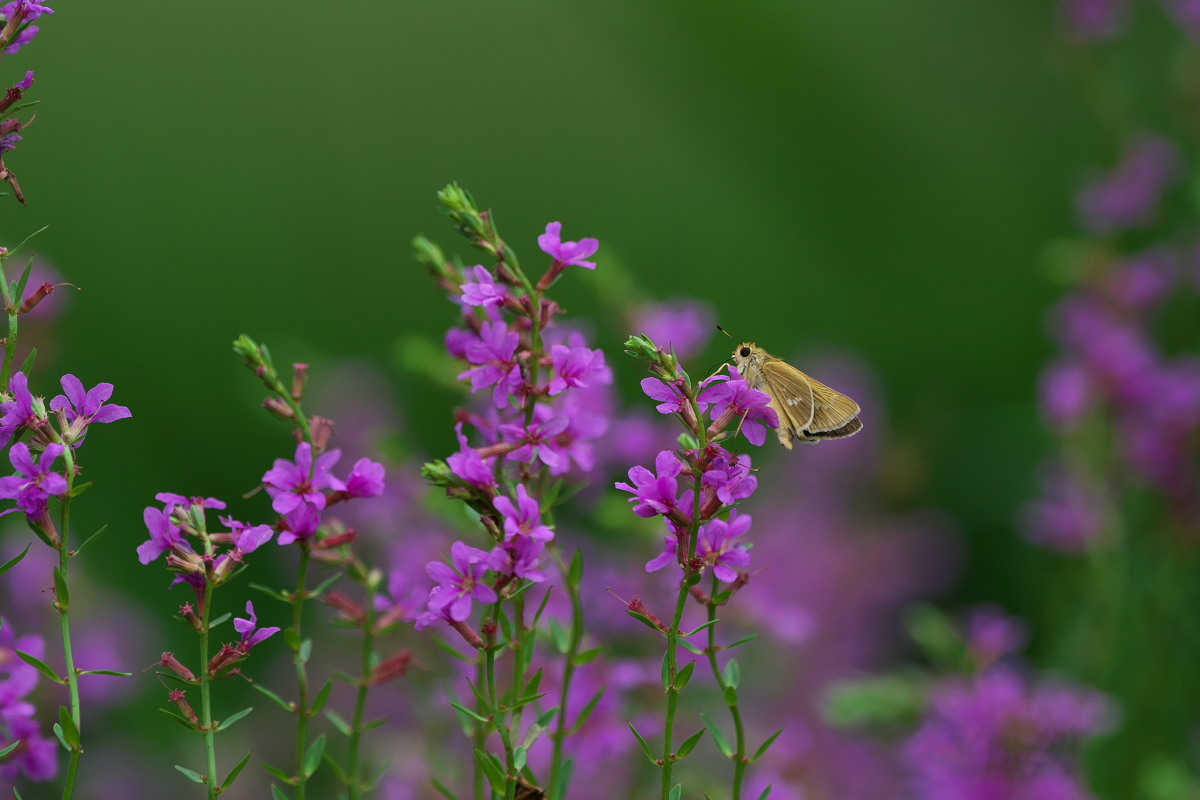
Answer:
8 0 1095 603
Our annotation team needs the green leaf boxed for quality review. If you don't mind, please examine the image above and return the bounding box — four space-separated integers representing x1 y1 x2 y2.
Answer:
677 728 706 759
627 608 664 633
754 785 774 800
51 722 69 752
67 481 93 499
723 685 738 706
309 573 342 599
174 765 206 784
298 637 313 664
513 745 527 771
251 682 292 712
209 612 232 629
262 763 291 782
0 739 19 758
675 661 696 691
724 633 759 650
157 708 200 732
472 748 506 792
678 640 704 655
432 634 476 663
498 608 514 643
218 706 254 732
430 775 461 800
321 754 348 783
530 584 554 626
510 692 545 711
700 712 734 758
723 659 741 690
551 758 574 800
678 432 699 450
77 669 132 677
681 619 718 638
752 727 785 762
661 651 670 691
549 619 569 654
16 650 64 684
271 785 291 800
52 566 68 608
668 783 683 800
568 549 584 586
221 750 253 790
59 708 82 747
302 734 326 778
0 544 30 575
249 583 289 603
17 346 36 378
75 525 110 556
524 668 544 699
311 680 334 716
325 710 352 737
628 723 657 765
571 688 606 733
575 646 603 666
450 701 489 724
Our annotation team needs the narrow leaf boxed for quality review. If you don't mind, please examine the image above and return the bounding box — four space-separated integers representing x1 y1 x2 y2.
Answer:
699 712 734 758
571 689 605 733
77 669 132 677
67 481 93 499
270 785 290 800
17 650 64 684
678 640 704 655
430 775 461 800
669 783 683 800
73 525 109 557
251 683 292 712
0 740 18 757
752 727 785 762
262 763 291 782
754 785 774 800
675 661 696 691
311 680 334 716
723 659 741 690
221 750 253 789
157 707 200 732
174 765 206 784
52 566 69 608
568 549 584 585
628 723 657 765
249 583 288 603
472 747 505 792
681 618 718 638
450 701 489 724
551 758 574 800
513 745 527 771
218 706 254 732
302 734 326 778
723 685 738 706
575 646 603 666
325 710 352 737
677 728 706 759
309 573 342 599
0 544 30 575
725 633 759 650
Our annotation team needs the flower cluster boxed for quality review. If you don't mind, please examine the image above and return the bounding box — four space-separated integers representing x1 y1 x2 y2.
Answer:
416 193 609 634
0 0 54 202
0 621 56 782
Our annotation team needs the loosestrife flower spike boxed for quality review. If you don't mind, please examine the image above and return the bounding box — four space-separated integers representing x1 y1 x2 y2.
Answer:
0 441 67 520
262 441 344 514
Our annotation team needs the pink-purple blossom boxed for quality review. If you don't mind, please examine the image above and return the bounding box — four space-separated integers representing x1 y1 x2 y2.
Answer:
233 601 281 648
458 320 524 409
696 511 753 583
538 221 599 270
460 265 508 308
549 343 607 395
422 541 497 623
0 442 67 520
136 504 188 565
698 367 779 447
49 374 131 445
1076 133 1181 234
0 372 39 447
499 414 571 474
493 484 554 543
262 442 345 515
616 450 686 518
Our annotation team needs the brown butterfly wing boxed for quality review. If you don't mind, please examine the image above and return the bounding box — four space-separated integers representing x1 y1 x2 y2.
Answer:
760 359 815 449
514 777 546 800
805 377 862 437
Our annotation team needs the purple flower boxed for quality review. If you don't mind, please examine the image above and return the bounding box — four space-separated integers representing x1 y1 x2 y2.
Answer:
1076 133 1181 234
631 299 716 361
697 510 752 583
698 367 779 446
137 504 188 565
262 442 345 515
499 414 570 473
49 374 132 445
277 502 322 546
538 221 599 270
233 602 280 648
423 541 497 622
1 1 54 22
1105 249 1176 312
903 668 1110 800
548 343 607 395
458 321 524 408
1039 360 1093 429
701 450 757 505
0 624 42 712
15 70 32 90
489 535 547 582
644 528 680 574
0 372 39 447
0 442 67 520
447 422 497 489
1019 464 1106 553
221 516 274 554
0 714 57 782
1165 0 1200 40
460 265 508 308
640 377 688 416
3 26 36 55
342 457 386 499
965 605 1029 668
493 485 554 543
616 450 686 518
1059 0 1129 40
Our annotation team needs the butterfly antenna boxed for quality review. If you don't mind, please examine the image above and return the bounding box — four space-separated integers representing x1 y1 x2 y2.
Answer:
715 324 735 339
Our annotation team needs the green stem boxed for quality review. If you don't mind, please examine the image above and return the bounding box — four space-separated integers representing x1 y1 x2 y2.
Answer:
291 545 312 799
346 581 378 800
56 449 81 800
548 548 583 798
705 575 747 800
198 564 219 800
473 657 487 800
485 603 517 800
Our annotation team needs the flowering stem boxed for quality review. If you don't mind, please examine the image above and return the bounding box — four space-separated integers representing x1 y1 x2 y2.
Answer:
473 657 488 800
345 582 378 800
290 545 313 800
56 448 82 800
485 602 518 800
548 546 583 796
198 560 219 799
705 574 747 799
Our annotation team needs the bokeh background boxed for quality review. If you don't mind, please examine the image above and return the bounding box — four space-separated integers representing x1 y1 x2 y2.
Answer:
2 0 1196 798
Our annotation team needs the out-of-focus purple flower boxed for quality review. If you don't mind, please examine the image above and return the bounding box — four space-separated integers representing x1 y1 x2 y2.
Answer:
631 299 717 362
277 502 322 546
699 367 779 446
1020 464 1106 553
1039 360 1093 429
233 602 280 648
137 505 188 565
645 525 680 574
493 484 554 542
262 442 345 515
903 668 1111 800
499 414 570 474
1052 295 1156 408
0 623 42 713
0 713 57 782
538 221 599 270
489 535 547 583
460 265 508 308
1076 134 1181 234
49 374 131 445
447 422 497 489
423 541 497 622
1165 0 1200 40
616 450 686 518
0 372 39 447
697 510 753 583
964 605 1029 669
548 343 607 395
0 442 67 520
458 321 524 409
0 133 21 152
1059 0 1130 40
1106 250 1176 312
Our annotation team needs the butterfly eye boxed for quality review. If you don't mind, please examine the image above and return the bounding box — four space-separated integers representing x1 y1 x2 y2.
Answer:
739 347 751 358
